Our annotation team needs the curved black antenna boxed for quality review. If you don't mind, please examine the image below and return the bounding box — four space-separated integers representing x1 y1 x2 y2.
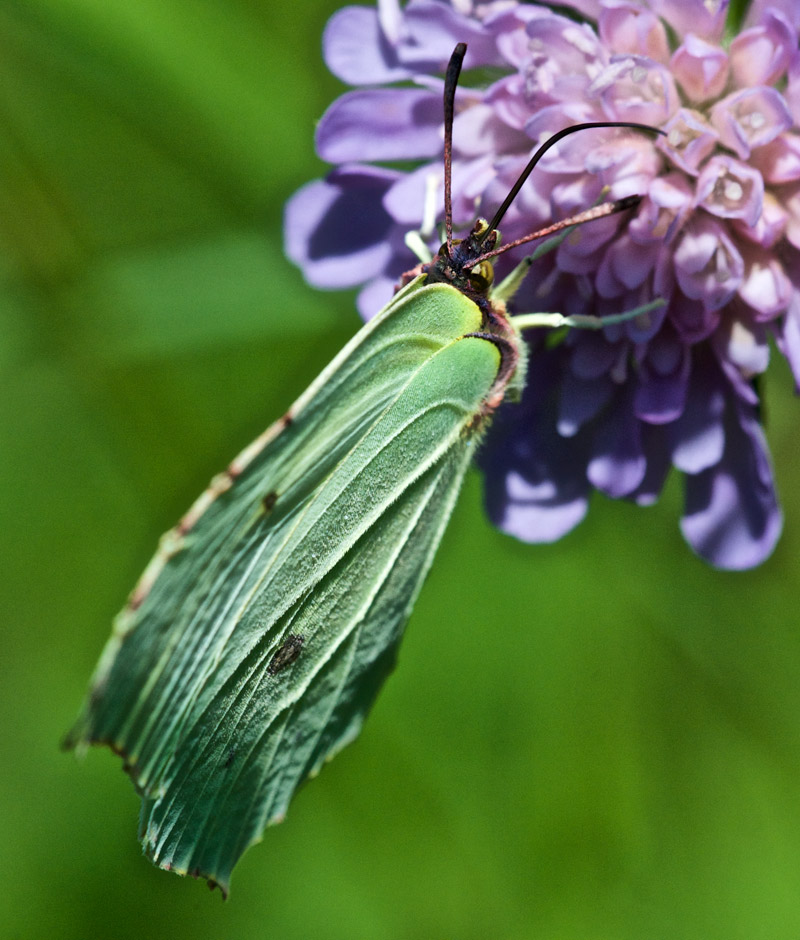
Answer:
443 43 467 255
480 121 666 246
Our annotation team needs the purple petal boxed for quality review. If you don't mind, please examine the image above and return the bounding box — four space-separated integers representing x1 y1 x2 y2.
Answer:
775 290 800 389
737 248 792 320
555 211 626 275
603 233 660 290
485 74 535 131
397 0 505 71
284 167 400 289
733 191 788 248
316 88 443 163
549 0 603 18
630 424 672 505
590 55 679 126
557 371 614 436
481 349 590 543
489 5 553 69
695 156 764 227
659 108 719 175
598 3 670 62
713 339 761 407
490 469 590 543
709 87 793 159
673 216 744 311
751 133 800 184
525 15 606 108
670 354 725 473
381 156 496 230
634 328 690 423
788 49 800 123
323 6 409 85
377 0 403 44
745 0 800 29
730 11 795 87
453 100 530 158
649 0 729 43
569 331 621 380
785 183 800 248
681 401 782 570
357 276 396 321
716 318 770 381
671 35 729 104
381 161 438 227
631 172 693 244
587 390 647 498
668 293 721 344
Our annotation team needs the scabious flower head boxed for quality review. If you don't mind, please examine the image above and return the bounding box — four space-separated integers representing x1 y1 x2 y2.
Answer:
285 0 800 569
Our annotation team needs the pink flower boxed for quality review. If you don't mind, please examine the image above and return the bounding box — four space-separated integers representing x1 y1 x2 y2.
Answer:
285 0 800 569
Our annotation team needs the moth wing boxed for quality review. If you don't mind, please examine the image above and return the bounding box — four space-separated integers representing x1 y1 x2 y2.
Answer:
67 282 504 893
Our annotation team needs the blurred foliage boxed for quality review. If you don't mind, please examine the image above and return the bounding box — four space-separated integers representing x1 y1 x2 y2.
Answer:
3 2 800 938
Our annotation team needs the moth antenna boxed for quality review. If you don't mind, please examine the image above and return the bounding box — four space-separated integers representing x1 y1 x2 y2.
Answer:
477 121 666 247
476 195 642 263
443 43 467 255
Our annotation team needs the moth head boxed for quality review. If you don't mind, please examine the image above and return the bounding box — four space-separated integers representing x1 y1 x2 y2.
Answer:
464 259 494 294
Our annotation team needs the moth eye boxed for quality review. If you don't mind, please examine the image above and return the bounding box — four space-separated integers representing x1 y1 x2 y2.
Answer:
468 260 494 292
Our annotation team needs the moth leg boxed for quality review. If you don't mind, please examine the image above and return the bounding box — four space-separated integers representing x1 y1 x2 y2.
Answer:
510 298 665 333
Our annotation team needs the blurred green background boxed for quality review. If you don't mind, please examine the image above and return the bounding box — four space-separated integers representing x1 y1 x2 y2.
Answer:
3 2 800 938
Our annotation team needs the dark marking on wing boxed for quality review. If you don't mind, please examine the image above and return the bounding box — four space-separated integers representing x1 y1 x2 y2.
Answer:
262 491 278 514
267 634 305 676
281 413 293 429
223 747 236 769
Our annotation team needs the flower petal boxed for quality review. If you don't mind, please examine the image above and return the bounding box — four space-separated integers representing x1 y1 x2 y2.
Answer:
649 0 729 43
673 217 744 311
591 55 679 126
357 275 396 321
558 371 614 436
751 133 800 184
775 290 800 389
316 88 443 163
323 5 409 85
733 190 787 248
695 155 764 227
398 0 505 70
668 294 721 344
737 248 792 320
525 14 606 108
634 328 690 423
598 2 670 62
681 402 782 570
709 87 793 159
630 424 672 505
284 167 400 289
730 10 795 87
671 35 729 104
671 355 725 473
659 108 719 175
481 348 590 543
587 390 647 497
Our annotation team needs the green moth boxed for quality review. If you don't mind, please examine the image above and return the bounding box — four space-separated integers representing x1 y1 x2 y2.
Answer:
65 44 662 896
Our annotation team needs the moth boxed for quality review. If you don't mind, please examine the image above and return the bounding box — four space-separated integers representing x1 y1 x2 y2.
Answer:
66 43 662 896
